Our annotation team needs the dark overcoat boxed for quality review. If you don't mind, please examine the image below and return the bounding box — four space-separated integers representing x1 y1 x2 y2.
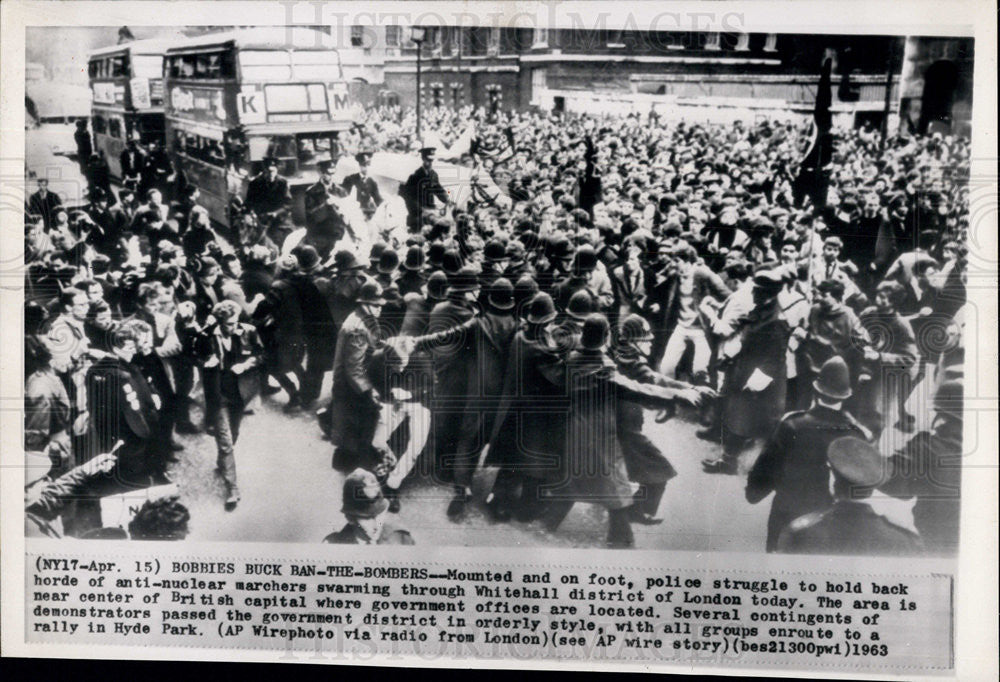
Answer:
487 329 567 481
746 405 867 552
549 350 684 510
721 299 791 438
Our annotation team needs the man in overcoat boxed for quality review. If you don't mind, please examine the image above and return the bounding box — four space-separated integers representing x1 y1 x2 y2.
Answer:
330 281 388 474
703 271 792 474
408 278 519 519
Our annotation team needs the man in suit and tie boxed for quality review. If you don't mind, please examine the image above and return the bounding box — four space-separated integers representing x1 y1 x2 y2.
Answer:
610 233 648 332
342 151 383 220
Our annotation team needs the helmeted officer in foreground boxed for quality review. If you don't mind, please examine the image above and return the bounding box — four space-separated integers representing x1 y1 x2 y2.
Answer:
745 355 869 552
323 468 414 545
777 436 923 556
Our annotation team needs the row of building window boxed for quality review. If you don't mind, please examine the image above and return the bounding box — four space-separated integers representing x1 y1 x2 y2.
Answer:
354 26 778 54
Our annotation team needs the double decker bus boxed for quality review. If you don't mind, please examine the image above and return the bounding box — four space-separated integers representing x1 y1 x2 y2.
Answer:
87 39 170 179
162 27 354 226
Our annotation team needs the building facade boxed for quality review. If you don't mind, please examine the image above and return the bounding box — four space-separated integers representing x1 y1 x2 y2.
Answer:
370 26 971 136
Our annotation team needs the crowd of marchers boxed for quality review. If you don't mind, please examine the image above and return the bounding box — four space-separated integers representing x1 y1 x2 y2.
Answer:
23 105 967 552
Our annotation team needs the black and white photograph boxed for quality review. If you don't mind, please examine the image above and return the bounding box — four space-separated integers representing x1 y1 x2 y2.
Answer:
3 0 996 676
19 18 976 554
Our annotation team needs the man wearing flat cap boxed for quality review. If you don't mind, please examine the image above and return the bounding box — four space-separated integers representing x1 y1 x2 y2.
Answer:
342 151 383 219
323 468 414 545
777 436 921 555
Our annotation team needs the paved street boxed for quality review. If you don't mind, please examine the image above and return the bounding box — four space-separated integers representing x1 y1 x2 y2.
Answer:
167 380 771 551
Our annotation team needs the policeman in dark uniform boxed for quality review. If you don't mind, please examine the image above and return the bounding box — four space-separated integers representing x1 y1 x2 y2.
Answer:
777 436 923 555
304 159 346 252
342 150 383 219
745 356 870 552
400 145 449 230
71 324 163 536
244 157 292 247
323 468 414 545
85 323 162 482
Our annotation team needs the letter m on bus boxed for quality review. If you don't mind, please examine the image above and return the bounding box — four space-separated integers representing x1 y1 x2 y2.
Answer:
331 92 350 110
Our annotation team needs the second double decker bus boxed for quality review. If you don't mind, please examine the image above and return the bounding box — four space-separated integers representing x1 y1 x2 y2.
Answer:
87 38 170 179
162 27 355 226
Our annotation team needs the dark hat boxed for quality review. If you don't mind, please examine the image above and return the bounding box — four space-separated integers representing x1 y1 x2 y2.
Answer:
567 290 595 321
318 159 335 173
618 313 654 343
550 236 575 261
263 156 280 168
341 468 389 519
355 151 372 164
449 265 479 293
752 269 784 293
572 245 598 275
402 245 425 271
369 241 388 263
526 292 557 324
519 230 540 253
488 278 516 311
427 241 446 267
377 249 400 274
333 249 364 271
442 248 464 275
813 356 852 400
514 274 539 308
357 280 386 305
89 187 107 202
580 313 611 350
483 239 507 263
816 278 846 300
426 271 449 300
827 437 886 488
293 244 321 273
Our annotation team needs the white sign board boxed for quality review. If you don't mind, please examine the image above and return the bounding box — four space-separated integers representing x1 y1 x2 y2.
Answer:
238 84 266 124
130 77 151 109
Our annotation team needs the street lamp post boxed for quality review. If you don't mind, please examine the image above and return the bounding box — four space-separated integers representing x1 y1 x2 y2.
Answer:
410 26 426 142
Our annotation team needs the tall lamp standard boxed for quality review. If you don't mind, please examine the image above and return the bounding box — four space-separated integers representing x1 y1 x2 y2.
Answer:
410 26 426 142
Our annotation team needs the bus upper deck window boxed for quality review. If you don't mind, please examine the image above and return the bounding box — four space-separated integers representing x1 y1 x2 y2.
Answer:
112 56 128 78
109 118 123 139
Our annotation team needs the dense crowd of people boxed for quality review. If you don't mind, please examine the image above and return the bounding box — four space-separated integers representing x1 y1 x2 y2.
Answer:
24 104 968 552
